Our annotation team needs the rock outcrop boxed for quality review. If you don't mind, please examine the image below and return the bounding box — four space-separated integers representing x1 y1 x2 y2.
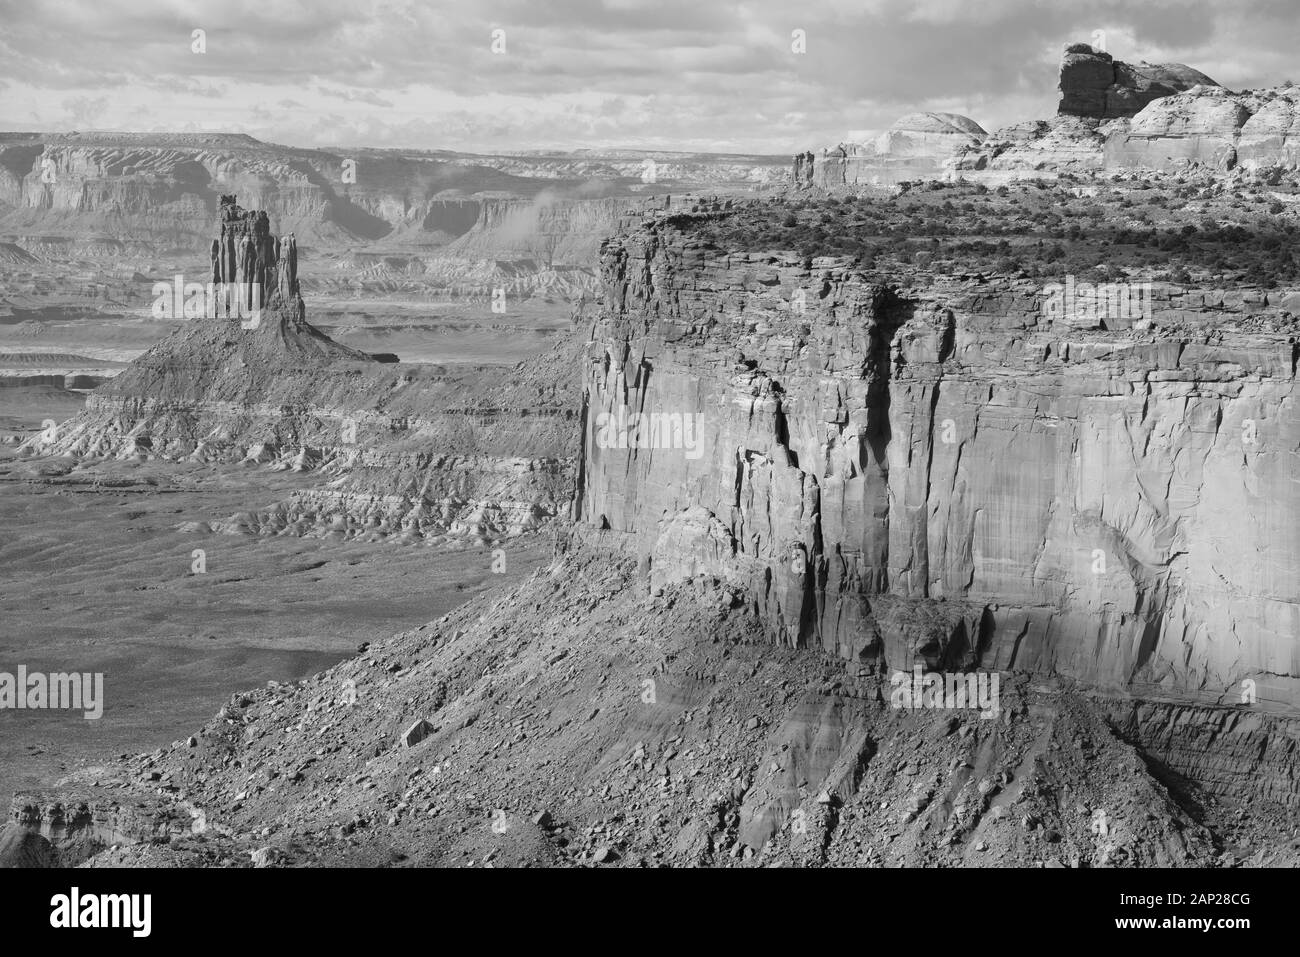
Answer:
953 48 1300 175
951 117 1116 174
1058 43 1218 120
1107 86 1300 170
794 113 987 188
23 198 580 543
876 112 988 160
577 207 1300 712
800 45 1223 184
210 195 296 308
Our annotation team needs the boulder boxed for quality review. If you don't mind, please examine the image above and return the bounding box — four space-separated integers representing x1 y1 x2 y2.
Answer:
402 718 436 748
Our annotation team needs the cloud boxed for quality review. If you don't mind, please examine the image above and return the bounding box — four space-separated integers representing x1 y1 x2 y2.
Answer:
315 84 396 107
0 0 1293 151
60 95 110 127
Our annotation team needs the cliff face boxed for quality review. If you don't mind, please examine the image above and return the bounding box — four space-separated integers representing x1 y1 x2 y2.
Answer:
1107 87 1300 170
0 134 606 257
1058 43 1218 120
0 133 786 262
577 214 1300 711
6 137 344 249
441 196 631 267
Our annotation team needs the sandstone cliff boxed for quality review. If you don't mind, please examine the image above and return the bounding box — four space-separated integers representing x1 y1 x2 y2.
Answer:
577 209 1300 714
1058 43 1218 120
0 133 782 262
1107 86 1300 171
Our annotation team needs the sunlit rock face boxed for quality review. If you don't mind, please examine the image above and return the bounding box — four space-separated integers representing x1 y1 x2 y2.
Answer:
1107 87 1300 170
875 112 988 160
577 212 1300 711
793 113 987 187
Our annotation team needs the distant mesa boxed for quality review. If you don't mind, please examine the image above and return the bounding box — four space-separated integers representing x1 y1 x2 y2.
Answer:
46 130 268 149
1058 42 1218 120
794 111 987 188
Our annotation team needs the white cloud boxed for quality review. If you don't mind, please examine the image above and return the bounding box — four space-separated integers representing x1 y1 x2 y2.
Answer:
0 0 1290 151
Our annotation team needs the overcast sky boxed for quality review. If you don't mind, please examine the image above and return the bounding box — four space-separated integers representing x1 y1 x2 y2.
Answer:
1 0 1295 154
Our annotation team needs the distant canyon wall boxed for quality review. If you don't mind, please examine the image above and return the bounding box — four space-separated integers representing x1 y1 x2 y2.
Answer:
0 135 638 267
441 196 632 267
